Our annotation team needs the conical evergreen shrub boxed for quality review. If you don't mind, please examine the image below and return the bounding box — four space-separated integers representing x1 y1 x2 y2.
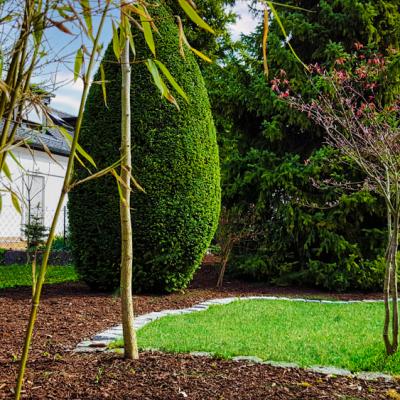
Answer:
68 0 220 292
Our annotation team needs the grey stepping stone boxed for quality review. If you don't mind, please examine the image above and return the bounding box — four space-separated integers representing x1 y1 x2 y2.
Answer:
232 356 263 364
89 341 109 348
76 340 92 347
309 366 352 376
74 346 103 353
362 299 380 303
356 372 393 382
92 335 119 341
190 351 213 358
215 298 238 304
264 361 299 369
186 307 205 312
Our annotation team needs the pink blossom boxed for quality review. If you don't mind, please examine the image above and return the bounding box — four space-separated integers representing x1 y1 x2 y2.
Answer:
279 90 290 98
335 70 347 81
354 42 364 50
335 57 346 65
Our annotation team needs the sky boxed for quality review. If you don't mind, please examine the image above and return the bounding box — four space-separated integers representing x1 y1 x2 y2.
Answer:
48 1 258 116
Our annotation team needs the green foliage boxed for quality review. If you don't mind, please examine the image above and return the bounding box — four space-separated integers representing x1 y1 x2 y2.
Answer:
22 212 47 251
208 244 221 255
69 0 220 293
112 299 400 374
205 0 398 291
0 264 78 289
0 248 6 265
51 235 70 251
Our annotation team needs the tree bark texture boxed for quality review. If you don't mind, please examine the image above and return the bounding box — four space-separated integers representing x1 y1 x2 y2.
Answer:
119 9 139 360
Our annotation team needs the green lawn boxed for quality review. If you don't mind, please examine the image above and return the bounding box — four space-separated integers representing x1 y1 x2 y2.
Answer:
0 264 79 289
114 299 400 375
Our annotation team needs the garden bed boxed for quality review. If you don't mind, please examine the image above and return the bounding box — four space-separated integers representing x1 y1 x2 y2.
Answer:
0 267 397 399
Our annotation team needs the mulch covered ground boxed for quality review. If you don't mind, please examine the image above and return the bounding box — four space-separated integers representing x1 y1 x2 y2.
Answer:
0 265 398 399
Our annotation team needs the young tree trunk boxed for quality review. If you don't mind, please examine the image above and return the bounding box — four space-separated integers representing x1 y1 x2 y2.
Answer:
383 210 399 355
390 214 399 352
119 6 138 360
217 238 234 288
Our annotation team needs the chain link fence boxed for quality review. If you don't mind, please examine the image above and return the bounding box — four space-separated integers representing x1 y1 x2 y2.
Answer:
0 205 69 250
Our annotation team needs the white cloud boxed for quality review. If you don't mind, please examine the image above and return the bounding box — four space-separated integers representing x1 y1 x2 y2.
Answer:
228 1 260 39
51 72 87 115
54 71 84 94
51 93 80 115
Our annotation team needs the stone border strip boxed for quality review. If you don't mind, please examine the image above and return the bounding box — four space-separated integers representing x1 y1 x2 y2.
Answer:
74 296 393 382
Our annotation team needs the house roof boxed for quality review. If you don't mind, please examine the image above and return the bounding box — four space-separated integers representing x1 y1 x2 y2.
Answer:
11 108 76 157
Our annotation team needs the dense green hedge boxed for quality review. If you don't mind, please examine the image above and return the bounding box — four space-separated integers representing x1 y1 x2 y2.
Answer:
68 0 220 292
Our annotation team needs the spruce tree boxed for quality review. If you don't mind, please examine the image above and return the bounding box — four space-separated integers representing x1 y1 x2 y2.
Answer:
207 0 400 290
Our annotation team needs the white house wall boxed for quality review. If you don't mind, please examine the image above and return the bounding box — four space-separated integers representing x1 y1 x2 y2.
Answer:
0 146 68 243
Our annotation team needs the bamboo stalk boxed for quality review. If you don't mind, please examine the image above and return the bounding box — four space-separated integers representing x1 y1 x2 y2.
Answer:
119 1 139 360
0 11 44 172
0 0 34 153
14 4 110 398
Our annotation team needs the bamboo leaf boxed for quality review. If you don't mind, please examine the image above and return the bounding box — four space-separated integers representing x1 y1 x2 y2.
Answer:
266 1 314 12
176 16 186 58
11 191 21 214
123 4 148 19
73 140 96 169
73 151 91 174
130 172 145 193
176 21 211 63
8 150 25 171
100 64 108 107
146 59 179 110
262 7 269 76
189 46 212 63
1 159 11 181
37 137 63 168
79 0 93 37
112 20 121 60
126 23 136 58
177 0 215 34
154 60 188 102
145 59 168 98
138 5 155 56
110 169 126 204
0 80 9 100
60 127 97 168
74 47 84 81
48 18 73 35
71 158 124 189
267 2 309 71
146 60 179 109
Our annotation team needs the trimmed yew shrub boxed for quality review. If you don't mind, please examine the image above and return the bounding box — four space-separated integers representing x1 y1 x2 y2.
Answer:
68 0 220 292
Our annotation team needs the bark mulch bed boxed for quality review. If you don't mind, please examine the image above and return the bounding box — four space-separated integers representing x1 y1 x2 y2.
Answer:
0 265 398 399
